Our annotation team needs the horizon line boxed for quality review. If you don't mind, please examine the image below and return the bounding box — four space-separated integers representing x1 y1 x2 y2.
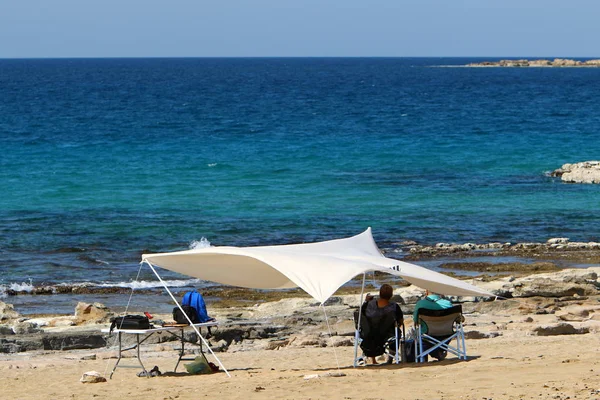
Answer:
1 55 599 61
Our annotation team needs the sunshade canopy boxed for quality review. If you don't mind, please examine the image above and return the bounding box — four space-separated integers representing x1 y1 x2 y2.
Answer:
142 228 493 303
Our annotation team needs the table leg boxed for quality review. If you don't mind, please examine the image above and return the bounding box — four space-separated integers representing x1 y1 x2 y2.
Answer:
136 334 149 377
109 331 123 379
174 328 185 372
199 327 204 354
173 327 209 372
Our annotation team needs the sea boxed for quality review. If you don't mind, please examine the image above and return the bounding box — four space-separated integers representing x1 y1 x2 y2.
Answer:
1 57 600 314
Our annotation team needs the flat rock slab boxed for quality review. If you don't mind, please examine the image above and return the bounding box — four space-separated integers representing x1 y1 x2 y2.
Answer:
531 323 590 336
465 330 502 340
0 332 107 353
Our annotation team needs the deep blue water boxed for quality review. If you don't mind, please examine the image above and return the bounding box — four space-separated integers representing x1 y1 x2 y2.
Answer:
1 57 600 305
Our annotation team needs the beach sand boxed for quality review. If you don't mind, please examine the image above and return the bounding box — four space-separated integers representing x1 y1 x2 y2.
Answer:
3 267 600 399
1 331 599 400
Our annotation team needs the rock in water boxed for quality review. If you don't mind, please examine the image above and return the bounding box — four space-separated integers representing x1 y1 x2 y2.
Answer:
551 161 600 184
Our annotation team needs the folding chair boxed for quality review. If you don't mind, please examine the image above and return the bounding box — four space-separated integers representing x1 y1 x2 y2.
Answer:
353 303 404 366
415 304 467 363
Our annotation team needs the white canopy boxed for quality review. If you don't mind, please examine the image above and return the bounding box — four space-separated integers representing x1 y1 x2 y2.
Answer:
142 228 493 303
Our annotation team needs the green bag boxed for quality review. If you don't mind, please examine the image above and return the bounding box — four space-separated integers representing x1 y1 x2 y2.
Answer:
184 356 213 375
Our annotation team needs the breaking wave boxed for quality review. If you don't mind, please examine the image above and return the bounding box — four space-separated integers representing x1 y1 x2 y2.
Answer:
96 278 204 290
0 278 212 297
189 237 211 249
0 279 35 298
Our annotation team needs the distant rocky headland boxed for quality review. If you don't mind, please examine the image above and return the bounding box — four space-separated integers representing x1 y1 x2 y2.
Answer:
467 58 600 67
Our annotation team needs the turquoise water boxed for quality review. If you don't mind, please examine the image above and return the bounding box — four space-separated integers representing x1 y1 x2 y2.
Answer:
1 57 600 299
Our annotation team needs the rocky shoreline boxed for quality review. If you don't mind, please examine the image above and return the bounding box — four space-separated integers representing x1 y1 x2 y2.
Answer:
391 236 600 269
4 230 600 300
1 267 598 355
1 266 599 400
467 58 600 67
2 227 599 356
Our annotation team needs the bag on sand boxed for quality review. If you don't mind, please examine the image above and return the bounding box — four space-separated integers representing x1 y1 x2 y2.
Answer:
184 356 214 375
403 339 416 363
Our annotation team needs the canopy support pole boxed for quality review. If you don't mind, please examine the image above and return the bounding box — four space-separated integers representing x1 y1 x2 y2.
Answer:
353 272 366 367
103 262 145 379
321 304 341 371
143 260 231 378
123 262 144 317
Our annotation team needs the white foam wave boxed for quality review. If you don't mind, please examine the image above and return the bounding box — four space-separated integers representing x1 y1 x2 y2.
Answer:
0 279 35 298
10 281 35 292
96 278 203 290
56 282 94 288
207 163 217 167
7 279 34 292
0 278 214 297
189 237 211 249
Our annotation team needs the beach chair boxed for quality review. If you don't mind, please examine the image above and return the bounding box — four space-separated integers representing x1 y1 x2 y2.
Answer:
353 301 404 366
414 304 467 363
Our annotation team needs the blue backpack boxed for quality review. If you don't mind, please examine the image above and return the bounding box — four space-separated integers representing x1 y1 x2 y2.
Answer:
181 290 211 323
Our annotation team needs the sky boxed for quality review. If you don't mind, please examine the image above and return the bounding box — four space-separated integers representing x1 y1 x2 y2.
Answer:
0 0 598 58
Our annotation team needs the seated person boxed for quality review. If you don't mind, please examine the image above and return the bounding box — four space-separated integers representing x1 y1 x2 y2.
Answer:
359 284 403 364
412 291 454 360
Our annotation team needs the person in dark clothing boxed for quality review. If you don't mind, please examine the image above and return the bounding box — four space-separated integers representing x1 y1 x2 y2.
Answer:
361 284 403 364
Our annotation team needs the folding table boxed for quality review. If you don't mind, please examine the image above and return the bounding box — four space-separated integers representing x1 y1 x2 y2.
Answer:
102 321 218 378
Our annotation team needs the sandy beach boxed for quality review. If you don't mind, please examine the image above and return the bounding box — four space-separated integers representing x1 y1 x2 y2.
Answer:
2 266 600 400
1 334 599 400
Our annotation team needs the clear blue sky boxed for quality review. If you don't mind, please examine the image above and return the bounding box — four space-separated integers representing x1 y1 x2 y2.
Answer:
1 0 598 58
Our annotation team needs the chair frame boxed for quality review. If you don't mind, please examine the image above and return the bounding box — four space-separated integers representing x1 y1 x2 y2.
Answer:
415 304 467 363
353 308 404 366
